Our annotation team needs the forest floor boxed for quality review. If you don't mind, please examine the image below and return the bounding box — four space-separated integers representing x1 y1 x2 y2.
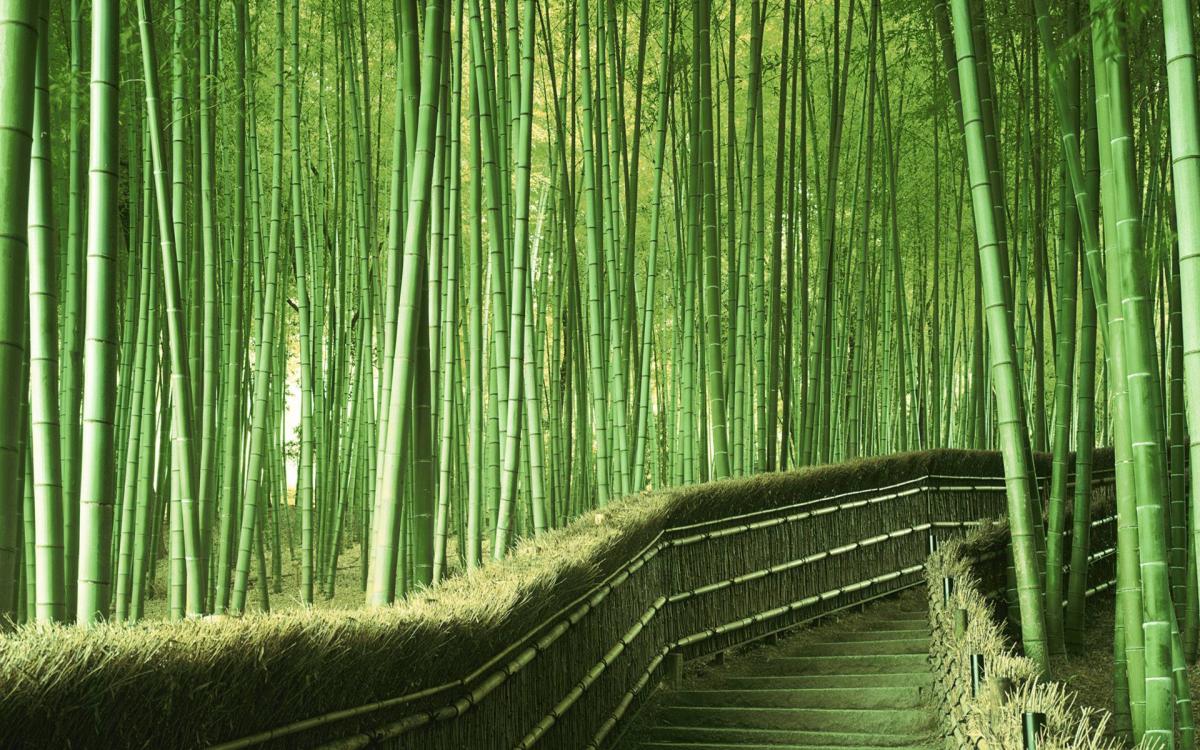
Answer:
1052 593 1200 744
137 533 476 619
140 540 370 619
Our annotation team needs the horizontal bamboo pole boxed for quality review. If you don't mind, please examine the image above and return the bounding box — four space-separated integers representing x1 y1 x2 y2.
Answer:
214 471 1117 749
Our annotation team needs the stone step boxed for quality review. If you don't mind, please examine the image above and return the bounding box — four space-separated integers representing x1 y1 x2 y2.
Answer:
818 628 929 642
867 617 929 630
656 706 935 734
701 673 933 690
665 686 924 710
771 653 929 675
625 595 939 750
808 638 929 656
643 726 936 748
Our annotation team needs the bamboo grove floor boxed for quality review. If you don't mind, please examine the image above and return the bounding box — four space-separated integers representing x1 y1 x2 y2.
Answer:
1055 593 1200 746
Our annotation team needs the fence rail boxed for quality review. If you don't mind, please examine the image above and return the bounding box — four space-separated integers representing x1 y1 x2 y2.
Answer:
214 460 1116 750
929 476 1118 749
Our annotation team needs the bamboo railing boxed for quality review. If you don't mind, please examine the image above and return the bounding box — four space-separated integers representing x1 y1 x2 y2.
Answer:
214 455 1117 749
928 476 1118 748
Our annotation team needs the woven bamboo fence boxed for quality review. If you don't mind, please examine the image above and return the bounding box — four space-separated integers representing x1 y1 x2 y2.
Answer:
0 453 1113 748
927 475 1118 749
209 455 1117 750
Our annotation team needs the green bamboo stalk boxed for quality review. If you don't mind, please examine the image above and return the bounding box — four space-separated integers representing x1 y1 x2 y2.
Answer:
951 0 1049 671
1039 0 1082 657
466 65 485 569
59 0 85 619
135 0 204 618
114 197 152 623
1064 68 1101 654
1160 0 1200 675
26 3 65 624
231 0 289 615
696 0 730 480
194 0 218 604
493 0 538 556
76 0 121 624
128 126 157 623
367 0 446 605
291 0 315 607
632 8 672 488
215 0 248 614
1088 4 1145 733
1096 3 1179 742
577 0 613 504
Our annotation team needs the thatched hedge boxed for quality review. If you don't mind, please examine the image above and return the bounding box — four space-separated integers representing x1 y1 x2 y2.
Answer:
0 448 1112 749
926 495 1124 749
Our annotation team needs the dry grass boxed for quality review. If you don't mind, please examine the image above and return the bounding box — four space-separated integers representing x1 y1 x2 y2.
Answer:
970 679 1124 750
0 490 673 748
0 448 1110 748
927 515 1125 750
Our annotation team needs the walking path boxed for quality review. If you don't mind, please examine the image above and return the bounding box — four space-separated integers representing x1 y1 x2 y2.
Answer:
622 593 940 750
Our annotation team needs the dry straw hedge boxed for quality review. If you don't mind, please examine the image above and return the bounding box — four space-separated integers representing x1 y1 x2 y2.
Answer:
0 449 1097 748
926 515 1125 749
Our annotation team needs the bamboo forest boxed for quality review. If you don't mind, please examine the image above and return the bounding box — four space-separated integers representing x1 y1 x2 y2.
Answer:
1 0 1200 747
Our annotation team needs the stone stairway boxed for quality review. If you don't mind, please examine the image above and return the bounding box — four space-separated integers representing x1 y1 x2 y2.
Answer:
626 597 939 750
